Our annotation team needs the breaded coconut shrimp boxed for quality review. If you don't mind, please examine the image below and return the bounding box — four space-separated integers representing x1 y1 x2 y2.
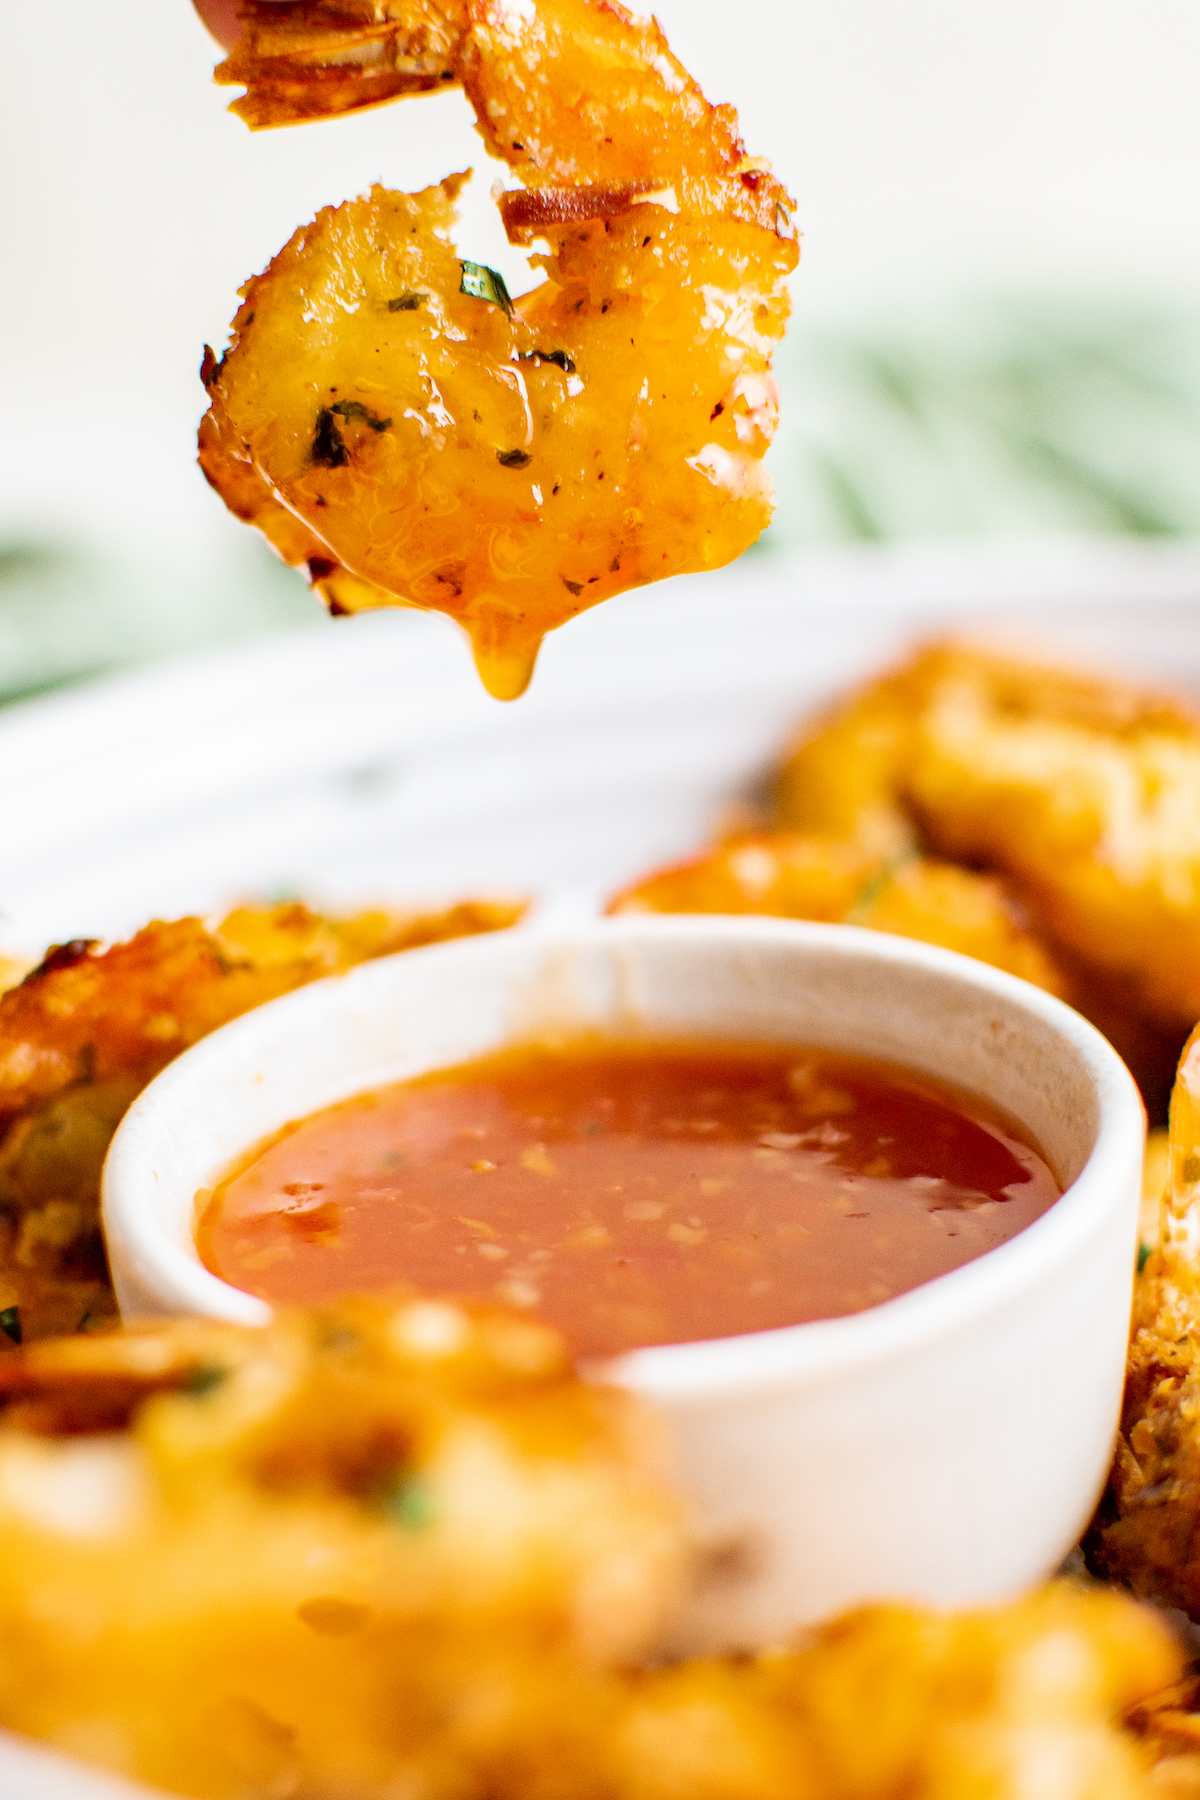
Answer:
1090 1025 1200 1616
609 830 1072 998
771 641 1200 1115
779 643 1200 1032
198 0 798 698
0 1293 686 1799
0 1288 1183 1800
0 899 522 1342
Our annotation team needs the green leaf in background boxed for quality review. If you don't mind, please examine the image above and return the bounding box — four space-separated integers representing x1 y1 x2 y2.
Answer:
0 537 326 709
768 297 1200 548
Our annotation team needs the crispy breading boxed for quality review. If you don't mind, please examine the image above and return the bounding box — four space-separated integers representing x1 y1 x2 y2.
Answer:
616 637 1199 1112
780 643 1200 1035
609 831 881 924
216 0 465 129
610 832 1071 1000
0 1293 686 1798
199 0 797 698
1142 1127 1171 1252
0 900 523 1342
1088 1025 1200 1615
216 0 768 192
0 1297 1183 1798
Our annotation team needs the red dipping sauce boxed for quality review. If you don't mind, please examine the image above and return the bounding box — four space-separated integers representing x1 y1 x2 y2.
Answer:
197 1041 1061 1358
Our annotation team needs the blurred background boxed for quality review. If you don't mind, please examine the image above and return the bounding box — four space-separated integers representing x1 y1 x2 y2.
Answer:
2 0 1199 703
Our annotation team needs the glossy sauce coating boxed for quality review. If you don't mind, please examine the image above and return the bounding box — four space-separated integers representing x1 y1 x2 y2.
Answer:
197 1042 1061 1357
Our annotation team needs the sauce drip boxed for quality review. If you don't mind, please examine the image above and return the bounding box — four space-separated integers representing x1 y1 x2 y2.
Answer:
197 1041 1060 1358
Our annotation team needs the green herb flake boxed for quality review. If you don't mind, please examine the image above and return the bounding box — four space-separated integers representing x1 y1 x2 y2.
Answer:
383 1474 437 1530
460 261 513 315
0 1307 20 1346
845 849 918 925
185 1363 229 1397
518 348 576 374
387 292 426 311
331 400 392 433
313 407 348 468
497 448 532 469
1138 1243 1152 1274
313 400 392 467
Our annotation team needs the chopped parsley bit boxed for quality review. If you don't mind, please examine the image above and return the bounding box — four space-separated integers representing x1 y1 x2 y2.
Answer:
184 1364 229 1397
1138 1243 1152 1273
331 400 392 432
846 850 918 925
497 448 532 468
313 401 392 468
460 260 513 315
313 408 349 468
382 1474 437 1529
517 348 576 374
387 292 426 311
562 577 585 596
0 1306 20 1345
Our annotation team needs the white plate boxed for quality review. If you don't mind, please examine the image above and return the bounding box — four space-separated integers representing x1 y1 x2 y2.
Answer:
3 533 1200 1795
4 535 1200 955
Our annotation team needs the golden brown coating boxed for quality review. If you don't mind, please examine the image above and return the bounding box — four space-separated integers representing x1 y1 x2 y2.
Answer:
216 0 776 200
0 1292 686 1798
0 1285 1183 1800
0 899 523 1342
1088 1025 1200 1615
199 0 797 698
609 830 880 923
610 832 1072 1000
1142 1126 1171 1253
535 1586 1186 1800
215 0 466 129
780 642 1200 1036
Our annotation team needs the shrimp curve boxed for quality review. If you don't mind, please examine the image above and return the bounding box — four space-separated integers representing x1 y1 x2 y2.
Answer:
198 0 798 697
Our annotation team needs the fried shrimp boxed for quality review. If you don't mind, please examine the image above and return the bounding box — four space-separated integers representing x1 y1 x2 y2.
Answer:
1089 1025 1200 1616
780 642 1200 1034
198 0 797 699
609 832 1072 997
0 1294 1185 1799
0 1292 686 1798
506 1584 1188 1800
607 640 1200 1114
0 899 522 1343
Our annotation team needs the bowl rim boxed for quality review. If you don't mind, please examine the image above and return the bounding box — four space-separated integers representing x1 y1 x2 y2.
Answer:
101 915 1146 1401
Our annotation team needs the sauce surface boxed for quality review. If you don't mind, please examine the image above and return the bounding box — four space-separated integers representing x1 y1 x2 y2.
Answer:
197 1041 1061 1357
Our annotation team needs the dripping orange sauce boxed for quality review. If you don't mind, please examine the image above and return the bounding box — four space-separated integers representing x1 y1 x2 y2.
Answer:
196 1040 1061 1358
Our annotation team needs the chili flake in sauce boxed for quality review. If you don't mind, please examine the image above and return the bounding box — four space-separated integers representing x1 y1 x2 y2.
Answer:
197 1041 1060 1357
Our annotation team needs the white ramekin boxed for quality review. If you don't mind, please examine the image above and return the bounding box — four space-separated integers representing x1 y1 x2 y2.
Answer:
101 917 1144 1653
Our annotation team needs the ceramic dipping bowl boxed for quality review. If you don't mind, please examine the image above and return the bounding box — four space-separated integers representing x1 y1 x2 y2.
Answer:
102 916 1144 1653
